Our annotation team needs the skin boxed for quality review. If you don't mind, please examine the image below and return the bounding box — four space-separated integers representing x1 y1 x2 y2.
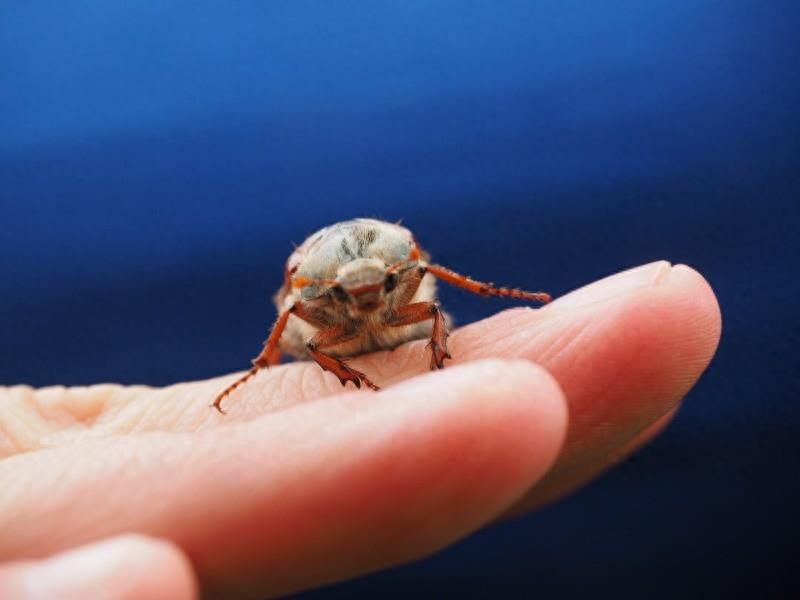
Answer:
0 261 721 599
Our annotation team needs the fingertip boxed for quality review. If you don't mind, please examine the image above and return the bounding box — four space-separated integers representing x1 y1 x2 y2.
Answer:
665 263 722 359
386 358 568 500
619 263 722 395
122 535 199 600
0 534 198 600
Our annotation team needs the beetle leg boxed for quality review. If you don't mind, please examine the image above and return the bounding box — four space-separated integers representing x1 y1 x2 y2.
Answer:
394 264 426 305
424 264 551 303
212 301 329 413
386 302 450 370
306 326 380 391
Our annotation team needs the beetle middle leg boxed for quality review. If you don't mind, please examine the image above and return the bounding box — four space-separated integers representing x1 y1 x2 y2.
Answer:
386 302 451 370
306 326 380 391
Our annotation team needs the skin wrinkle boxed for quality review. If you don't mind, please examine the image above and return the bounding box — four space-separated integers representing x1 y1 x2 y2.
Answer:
8 430 192 555
0 431 17 457
0 441 85 546
0 388 55 456
365 344 427 386
446 308 552 360
83 400 128 436
258 370 285 412
154 388 189 432
448 305 625 466
0 391 25 456
464 306 537 332
174 388 203 430
90 386 141 427
152 385 198 429
130 392 167 432
565 346 642 462
558 300 670 451
36 428 82 451
66 384 121 417
23 388 58 436
41 385 106 425
295 363 343 401
388 342 427 375
505 313 587 367
109 396 151 437
290 366 331 410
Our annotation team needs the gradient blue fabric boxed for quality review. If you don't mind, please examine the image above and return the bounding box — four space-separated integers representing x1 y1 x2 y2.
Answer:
1 2 798 597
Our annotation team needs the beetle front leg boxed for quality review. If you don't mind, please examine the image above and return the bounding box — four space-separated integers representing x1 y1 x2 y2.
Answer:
306 326 380 391
387 302 451 370
212 301 330 413
212 307 293 413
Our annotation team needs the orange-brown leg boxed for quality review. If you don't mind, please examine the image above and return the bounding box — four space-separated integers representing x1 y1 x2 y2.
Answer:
424 264 551 303
306 326 380 391
387 302 450 370
212 301 330 413
212 308 292 413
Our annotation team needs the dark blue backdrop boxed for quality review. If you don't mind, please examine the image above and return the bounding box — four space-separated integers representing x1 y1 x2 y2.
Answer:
1 2 798 597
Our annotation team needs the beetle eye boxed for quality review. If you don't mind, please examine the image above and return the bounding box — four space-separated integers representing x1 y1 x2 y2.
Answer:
331 285 349 302
384 273 398 293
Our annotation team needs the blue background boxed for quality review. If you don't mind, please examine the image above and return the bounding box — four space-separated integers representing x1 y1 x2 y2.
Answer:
1 1 798 597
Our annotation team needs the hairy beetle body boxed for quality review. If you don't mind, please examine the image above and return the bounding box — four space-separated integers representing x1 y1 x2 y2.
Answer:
277 219 438 359
213 218 550 412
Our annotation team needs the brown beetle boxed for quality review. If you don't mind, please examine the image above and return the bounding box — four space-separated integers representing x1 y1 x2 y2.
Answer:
213 218 550 412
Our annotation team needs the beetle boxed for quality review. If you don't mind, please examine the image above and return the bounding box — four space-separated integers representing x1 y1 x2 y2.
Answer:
213 218 550 412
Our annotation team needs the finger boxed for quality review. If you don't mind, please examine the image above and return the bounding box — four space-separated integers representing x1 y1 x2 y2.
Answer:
0 534 197 600
605 404 680 464
503 404 681 519
450 262 721 512
0 360 567 599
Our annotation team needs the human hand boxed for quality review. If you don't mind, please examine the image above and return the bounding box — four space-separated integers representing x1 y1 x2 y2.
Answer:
0 261 720 599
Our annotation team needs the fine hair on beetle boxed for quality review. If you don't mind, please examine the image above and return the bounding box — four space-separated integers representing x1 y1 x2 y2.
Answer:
213 218 550 413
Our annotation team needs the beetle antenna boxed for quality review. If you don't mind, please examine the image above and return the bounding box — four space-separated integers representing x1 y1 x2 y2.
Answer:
424 263 551 303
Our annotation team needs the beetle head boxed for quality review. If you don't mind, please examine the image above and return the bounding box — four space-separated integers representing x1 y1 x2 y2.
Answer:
332 258 398 317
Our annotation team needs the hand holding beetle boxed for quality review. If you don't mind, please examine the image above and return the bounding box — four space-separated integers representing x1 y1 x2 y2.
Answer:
0 261 720 599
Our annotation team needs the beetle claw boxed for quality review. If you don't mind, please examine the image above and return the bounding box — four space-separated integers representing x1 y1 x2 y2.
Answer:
427 341 450 370
326 362 377 391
